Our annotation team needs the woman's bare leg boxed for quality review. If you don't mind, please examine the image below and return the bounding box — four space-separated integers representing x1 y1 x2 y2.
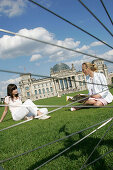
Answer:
94 101 103 106
84 99 97 105
71 99 96 111
71 99 104 111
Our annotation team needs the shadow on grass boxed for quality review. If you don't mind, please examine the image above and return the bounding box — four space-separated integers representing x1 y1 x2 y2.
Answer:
27 123 113 170
0 166 4 170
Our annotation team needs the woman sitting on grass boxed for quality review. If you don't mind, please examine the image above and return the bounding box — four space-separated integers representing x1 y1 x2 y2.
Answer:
71 62 113 111
0 84 51 122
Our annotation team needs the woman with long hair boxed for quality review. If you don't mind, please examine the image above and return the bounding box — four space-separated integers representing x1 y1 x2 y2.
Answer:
0 84 50 122
71 62 113 111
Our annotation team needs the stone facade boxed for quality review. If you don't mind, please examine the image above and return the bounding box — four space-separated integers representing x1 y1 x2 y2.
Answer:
50 63 87 97
19 59 112 101
19 74 56 101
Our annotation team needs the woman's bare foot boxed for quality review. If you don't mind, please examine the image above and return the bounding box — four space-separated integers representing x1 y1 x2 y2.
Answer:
24 116 34 120
37 110 42 116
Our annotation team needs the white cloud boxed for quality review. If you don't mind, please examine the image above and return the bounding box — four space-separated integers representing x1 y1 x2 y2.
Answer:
0 77 21 97
0 0 27 17
1 77 20 85
97 51 113 73
30 54 42 62
98 50 113 61
57 38 80 48
0 27 112 65
65 56 92 71
90 41 103 47
76 45 90 51
0 27 53 59
65 48 113 72
48 39 80 61
0 27 82 62
105 50 113 56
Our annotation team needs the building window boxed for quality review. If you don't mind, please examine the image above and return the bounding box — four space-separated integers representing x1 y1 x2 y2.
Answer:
83 80 85 85
39 89 41 94
50 87 53 92
35 90 37 95
64 78 68 89
60 79 64 90
78 75 80 80
46 88 49 93
42 88 45 94
112 77 113 84
68 77 72 87
25 87 29 90
27 92 30 97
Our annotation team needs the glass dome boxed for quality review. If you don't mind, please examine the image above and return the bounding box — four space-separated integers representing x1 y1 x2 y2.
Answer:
52 63 70 72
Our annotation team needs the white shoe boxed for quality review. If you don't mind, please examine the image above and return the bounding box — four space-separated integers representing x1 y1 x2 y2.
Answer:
70 107 76 111
66 96 69 101
39 115 51 120
34 115 41 119
66 96 73 101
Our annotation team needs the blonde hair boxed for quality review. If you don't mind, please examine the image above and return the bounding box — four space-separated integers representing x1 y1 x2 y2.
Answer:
82 62 98 72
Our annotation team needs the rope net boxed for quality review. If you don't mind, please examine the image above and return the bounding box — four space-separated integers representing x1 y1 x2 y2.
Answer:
0 0 113 169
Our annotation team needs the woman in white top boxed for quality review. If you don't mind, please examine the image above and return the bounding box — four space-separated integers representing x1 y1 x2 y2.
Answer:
0 84 50 122
71 62 113 111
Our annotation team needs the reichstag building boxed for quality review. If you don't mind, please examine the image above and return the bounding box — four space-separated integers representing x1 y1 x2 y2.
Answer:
19 59 111 101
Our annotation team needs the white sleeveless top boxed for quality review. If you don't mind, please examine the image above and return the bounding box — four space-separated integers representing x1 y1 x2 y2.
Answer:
86 72 113 103
5 96 22 118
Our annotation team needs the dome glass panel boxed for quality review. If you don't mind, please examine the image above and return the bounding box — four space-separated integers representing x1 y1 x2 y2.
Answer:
52 63 70 72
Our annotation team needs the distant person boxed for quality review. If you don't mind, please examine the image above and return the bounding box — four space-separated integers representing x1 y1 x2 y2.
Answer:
71 62 113 111
0 84 50 122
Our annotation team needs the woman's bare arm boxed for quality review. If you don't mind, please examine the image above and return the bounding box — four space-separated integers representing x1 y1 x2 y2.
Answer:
0 104 8 122
91 94 101 99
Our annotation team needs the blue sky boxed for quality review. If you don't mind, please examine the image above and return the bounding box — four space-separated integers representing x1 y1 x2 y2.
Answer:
0 0 113 96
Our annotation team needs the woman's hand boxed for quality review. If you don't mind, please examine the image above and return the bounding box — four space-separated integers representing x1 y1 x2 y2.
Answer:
91 94 101 99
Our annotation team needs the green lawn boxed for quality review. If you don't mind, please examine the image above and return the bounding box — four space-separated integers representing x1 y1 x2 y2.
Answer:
0 89 113 170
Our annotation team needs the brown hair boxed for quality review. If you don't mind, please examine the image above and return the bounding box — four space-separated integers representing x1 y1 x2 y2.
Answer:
82 62 98 72
7 84 18 99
